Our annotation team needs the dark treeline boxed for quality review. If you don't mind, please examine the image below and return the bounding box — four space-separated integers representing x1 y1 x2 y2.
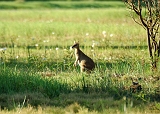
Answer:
0 0 124 9
0 0 122 1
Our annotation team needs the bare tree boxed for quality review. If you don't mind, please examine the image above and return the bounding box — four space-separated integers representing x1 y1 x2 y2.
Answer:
124 0 160 71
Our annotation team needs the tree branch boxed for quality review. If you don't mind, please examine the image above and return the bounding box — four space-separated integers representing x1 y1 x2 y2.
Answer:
130 13 146 29
153 24 160 39
138 0 148 28
152 18 158 28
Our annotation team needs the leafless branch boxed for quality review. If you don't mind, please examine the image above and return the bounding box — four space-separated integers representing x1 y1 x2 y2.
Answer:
130 14 146 29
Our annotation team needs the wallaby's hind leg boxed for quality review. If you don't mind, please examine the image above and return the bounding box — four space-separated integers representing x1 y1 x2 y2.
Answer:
81 67 85 72
81 67 91 73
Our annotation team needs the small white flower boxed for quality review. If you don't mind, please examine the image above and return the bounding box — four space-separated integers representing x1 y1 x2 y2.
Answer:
35 44 38 47
56 47 59 51
0 48 7 52
16 56 19 59
102 31 106 37
110 34 114 37
102 31 106 35
86 33 89 36
105 57 112 61
104 57 107 60
92 42 95 48
43 40 49 43
52 32 55 35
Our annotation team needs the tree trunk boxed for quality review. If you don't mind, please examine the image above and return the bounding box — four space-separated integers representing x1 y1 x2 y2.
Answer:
147 27 158 70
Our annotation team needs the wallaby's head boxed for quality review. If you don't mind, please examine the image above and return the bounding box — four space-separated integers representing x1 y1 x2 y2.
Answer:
72 42 79 49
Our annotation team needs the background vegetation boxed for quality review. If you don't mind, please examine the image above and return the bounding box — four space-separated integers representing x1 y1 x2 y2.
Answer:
0 1 124 9
0 0 122 1
0 1 160 114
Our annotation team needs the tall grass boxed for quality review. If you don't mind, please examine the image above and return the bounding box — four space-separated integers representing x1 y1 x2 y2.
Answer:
0 68 71 97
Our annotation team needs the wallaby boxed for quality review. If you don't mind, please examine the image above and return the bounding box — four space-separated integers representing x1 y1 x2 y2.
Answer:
72 42 95 73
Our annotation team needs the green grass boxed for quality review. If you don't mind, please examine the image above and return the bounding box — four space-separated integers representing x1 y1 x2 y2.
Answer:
0 1 160 114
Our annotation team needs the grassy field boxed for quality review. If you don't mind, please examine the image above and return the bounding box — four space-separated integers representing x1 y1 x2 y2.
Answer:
0 1 160 114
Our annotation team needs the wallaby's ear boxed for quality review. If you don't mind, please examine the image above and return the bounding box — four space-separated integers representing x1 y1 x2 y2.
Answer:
73 41 79 44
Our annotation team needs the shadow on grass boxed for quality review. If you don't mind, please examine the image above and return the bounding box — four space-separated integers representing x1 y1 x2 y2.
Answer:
0 91 159 112
0 1 125 10
0 92 124 111
0 58 159 111
0 91 132 110
0 42 147 50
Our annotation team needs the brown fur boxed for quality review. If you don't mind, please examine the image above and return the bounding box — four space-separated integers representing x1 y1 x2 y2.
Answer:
72 42 95 73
